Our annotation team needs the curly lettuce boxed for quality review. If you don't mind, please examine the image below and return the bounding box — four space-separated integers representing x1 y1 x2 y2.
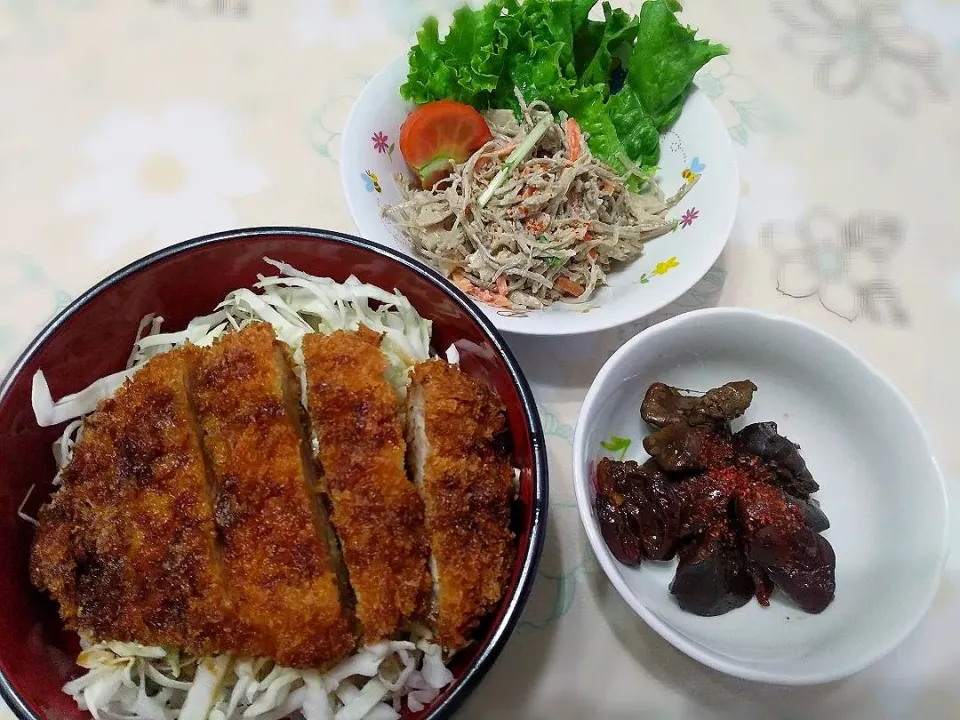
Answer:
401 0 728 171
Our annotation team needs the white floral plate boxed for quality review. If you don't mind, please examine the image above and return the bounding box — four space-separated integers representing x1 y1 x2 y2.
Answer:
341 55 739 336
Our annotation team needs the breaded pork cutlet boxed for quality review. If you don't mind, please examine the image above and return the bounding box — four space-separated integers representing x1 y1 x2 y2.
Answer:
406 360 515 649
192 323 354 668
30 346 229 652
302 328 431 644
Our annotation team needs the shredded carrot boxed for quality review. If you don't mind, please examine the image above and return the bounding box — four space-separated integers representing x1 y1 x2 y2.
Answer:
451 271 474 294
474 288 513 308
566 118 583 162
556 276 585 297
496 275 509 296
524 215 549 234
453 270 512 308
522 160 551 174
588 248 599 260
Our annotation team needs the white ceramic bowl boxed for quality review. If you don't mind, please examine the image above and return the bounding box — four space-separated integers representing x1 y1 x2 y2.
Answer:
341 55 739 336
572 308 948 685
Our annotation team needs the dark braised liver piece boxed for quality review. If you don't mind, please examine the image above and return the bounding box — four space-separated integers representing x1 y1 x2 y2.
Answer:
629 461 685 560
670 531 755 616
734 422 820 499
642 423 716 472
596 493 642 567
640 383 702 427
641 380 757 428
594 458 684 563
596 380 836 618
792 497 830 533
748 525 836 614
745 557 775 606
676 474 732 538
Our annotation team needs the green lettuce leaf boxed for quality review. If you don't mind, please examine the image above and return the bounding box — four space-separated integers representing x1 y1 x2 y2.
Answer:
494 40 571 110
512 0 581 84
577 3 639 90
627 0 728 127
402 16 460 105
570 0 600 32
488 0 598 111
401 0 520 106
443 2 518 105
603 0 728 164
401 0 728 173
573 17 605 77
551 83 628 168
605 86 661 167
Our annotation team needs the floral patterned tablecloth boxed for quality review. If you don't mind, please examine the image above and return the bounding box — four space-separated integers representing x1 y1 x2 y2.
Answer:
2 1 959 718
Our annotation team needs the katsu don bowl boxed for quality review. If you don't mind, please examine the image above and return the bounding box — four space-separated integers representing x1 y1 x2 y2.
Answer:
0 227 547 720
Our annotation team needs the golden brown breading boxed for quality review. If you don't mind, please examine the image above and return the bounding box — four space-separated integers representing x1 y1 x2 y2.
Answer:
302 328 431 644
406 360 515 649
192 323 354 668
30 346 229 652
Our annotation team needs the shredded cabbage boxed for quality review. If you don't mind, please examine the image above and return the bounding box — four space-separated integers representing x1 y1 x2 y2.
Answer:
64 634 451 720
444 344 460 365
30 259 456 719
31 258 434 428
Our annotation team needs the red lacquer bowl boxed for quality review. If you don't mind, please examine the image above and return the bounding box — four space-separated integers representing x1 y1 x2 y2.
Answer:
0 228 548 720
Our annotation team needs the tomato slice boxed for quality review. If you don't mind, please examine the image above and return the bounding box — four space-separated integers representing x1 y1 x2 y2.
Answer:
399 100 493 189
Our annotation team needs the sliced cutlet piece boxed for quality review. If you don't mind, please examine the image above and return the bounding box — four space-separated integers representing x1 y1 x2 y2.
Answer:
30 346 229 653
302 327 431 644
406 359 515 649
192 322 354 668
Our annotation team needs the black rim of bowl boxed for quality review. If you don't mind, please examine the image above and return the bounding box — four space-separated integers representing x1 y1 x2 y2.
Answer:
0 226 549 720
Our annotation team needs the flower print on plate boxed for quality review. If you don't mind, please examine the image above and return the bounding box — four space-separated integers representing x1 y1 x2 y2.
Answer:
371 131 389 153
636 257 681 285
771 0 945 115
370 131 396 160
62 102 269 261
679 208 699 228
652 257 680 276
762 206 909 325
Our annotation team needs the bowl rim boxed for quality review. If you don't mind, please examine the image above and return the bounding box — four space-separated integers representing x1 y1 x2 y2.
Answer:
340 53 741 337
571 306 949 685
0 226 549 720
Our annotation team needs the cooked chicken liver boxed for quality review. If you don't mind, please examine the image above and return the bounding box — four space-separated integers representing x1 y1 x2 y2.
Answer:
596 380 835 617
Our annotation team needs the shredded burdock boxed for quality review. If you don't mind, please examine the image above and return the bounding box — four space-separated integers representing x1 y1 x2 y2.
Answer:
383 93 696 311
